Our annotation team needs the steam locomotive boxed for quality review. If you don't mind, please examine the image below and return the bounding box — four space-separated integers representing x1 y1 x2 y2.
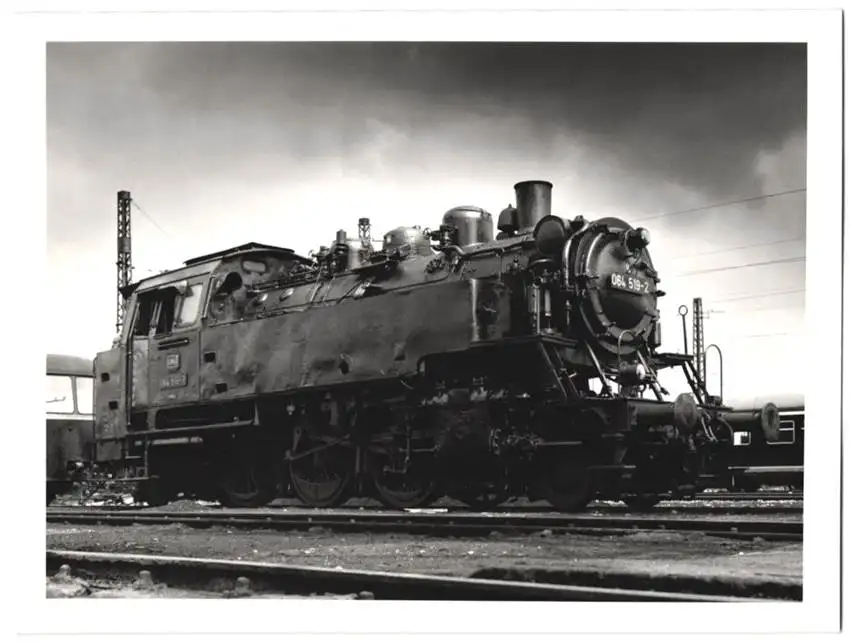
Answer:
87 179 779 511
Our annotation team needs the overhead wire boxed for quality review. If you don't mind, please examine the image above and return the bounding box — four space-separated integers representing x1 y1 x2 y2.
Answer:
631 189 805 353
630 187 806 224
131 199 173 238
665 236 805 261
720 332 798 340
710 288 806 304
671 256 806 277
710 308 803 320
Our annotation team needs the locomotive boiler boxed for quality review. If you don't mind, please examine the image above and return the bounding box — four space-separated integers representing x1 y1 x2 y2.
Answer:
91 179 778 510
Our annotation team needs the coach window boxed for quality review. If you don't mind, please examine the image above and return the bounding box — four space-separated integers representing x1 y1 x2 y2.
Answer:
733 432 751 447
75 376 94 415
46 375 74 414
773 419 796 445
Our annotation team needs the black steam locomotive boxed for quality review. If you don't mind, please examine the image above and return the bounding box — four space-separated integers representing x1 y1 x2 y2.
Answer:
88 179 779 511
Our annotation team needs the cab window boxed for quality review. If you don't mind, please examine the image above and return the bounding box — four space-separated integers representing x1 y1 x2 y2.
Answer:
75 376 94 414
133 282 205 336
46 375 74 414
154 292 178 335
242 259 267 274
175 283 203 328
132 295 156 337
131 290 177 337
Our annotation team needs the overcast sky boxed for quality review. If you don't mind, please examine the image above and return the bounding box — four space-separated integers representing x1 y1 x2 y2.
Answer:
46 42 806 400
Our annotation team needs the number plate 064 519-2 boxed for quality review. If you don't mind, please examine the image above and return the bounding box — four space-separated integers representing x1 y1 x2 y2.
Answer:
161 373 187 389
609 272 652 295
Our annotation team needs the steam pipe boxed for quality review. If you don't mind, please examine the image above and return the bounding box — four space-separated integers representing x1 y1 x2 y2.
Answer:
705 343 724 403
616 328 636 364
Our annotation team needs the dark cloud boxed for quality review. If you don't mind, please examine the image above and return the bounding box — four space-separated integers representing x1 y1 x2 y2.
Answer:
47 42 806 201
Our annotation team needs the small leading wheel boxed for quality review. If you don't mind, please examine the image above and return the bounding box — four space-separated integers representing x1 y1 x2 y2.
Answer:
535 458 596 512
289 438 354 508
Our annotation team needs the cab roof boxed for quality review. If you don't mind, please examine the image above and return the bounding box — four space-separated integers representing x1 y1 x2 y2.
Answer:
122 242 314 296
183 242 312 267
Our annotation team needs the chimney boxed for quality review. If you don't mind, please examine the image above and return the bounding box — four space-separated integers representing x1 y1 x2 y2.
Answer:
514 180 553 234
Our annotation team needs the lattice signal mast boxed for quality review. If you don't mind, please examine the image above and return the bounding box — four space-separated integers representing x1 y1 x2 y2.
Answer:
116 190 133 334
358 217 372 248
692 296 706 386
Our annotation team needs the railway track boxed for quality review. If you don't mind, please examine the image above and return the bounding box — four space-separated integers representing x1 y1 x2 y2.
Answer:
46 550 796 601
47 508 802 541
50 490 803 511
48 500 804 515
694 491 802 502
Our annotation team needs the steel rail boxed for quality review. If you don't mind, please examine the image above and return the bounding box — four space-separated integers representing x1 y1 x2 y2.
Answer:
45 549 770 602
694 491 803 502
49 490 803 511
48 501 803 515
47 508 802 541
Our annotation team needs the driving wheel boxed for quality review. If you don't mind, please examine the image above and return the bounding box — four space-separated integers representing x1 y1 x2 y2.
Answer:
289 437 354 508
535 457 596 512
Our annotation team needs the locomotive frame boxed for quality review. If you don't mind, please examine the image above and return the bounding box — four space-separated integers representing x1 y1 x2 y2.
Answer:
89 179 780 511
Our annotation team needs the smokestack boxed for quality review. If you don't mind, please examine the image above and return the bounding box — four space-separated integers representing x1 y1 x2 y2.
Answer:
514 180 553 234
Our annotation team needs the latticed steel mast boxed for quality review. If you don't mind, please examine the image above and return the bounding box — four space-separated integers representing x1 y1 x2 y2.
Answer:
358 217 372 248
116 190 132 334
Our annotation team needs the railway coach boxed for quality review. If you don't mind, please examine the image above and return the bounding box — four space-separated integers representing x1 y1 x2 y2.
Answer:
46 353 94 504
722 392 804 491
